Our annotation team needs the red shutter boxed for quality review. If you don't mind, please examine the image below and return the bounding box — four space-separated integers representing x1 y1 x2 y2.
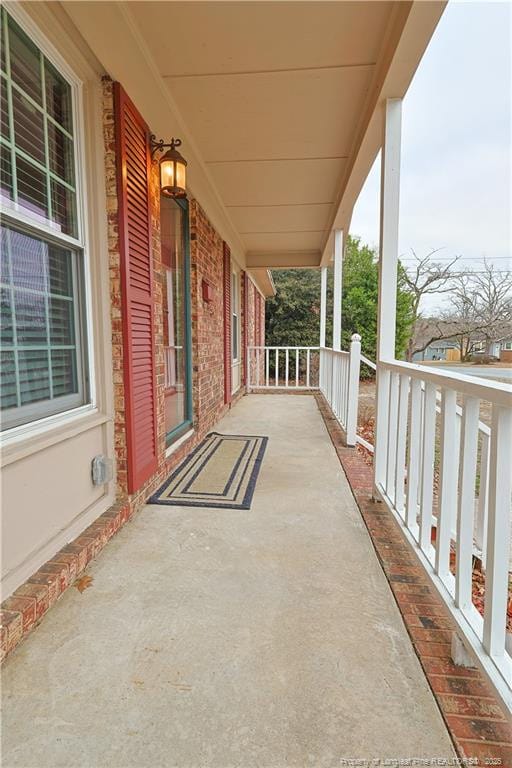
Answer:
114 83 158 493
242 271 249 386
223 243 232 404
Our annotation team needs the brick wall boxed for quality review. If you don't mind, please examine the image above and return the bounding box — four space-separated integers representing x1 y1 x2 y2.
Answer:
189 199 228 432
0 77 266 662
246 278 266 384
103 77 262 516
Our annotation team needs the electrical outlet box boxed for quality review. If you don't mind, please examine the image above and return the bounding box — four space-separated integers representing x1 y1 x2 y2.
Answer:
91 455 114 486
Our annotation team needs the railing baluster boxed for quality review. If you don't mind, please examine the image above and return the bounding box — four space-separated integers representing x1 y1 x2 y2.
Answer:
374 368 391 492
419 382 437 553
386 372 400 505
296 349 299 387
285 349 289 388
455 396 480 611
483 405 512 658
394 374 409 517
255 348 260 387
306 349 310 388
436 388 458 581
475 431 490 566
275 349 279 388
265 348 269 387
406 378 422 539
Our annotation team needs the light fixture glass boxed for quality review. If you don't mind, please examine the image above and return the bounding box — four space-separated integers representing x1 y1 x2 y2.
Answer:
150 136 187 198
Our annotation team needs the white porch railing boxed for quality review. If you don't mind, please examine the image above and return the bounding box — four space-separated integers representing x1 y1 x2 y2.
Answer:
247 336 363 447
319 335 361 446
247 346 320 390
374 360 512 708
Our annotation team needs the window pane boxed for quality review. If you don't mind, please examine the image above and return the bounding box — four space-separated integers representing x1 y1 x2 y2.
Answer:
0 351 17 410
14 289 47 345
45 60 72 134
1 76 9 140
232 314 238 360
49 244 73 296
4 11 79 240
18 349 50 405
8 15 42 105
0 12 6 75
49 296 74 345
16 155 48 220
12 88 45 164
47 121 74 185
162 198 189 437
9 227 48 291
0 226 9 283
0 287 13 345
0 145 13 202
50 178 77 237
51 348 77 397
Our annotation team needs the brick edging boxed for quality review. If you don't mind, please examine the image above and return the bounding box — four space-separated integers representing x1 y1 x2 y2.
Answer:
1 500 131 664
314 392 512 764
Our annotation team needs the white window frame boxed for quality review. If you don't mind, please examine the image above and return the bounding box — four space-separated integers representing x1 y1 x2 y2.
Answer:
231 265 240 365
1 2 96 440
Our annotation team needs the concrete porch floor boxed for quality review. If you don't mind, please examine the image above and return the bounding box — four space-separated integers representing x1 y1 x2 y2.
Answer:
1 395 455 766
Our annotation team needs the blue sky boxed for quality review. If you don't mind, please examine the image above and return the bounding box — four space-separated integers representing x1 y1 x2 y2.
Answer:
350 0 511 312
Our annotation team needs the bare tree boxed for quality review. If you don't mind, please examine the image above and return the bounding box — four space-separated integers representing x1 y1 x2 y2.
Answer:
401 249 460 360
468 261 512 354
441 261 512 360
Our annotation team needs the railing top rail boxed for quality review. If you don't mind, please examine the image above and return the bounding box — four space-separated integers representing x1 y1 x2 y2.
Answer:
360 354 377 371
248 346 320 351
320 346 350 357
380 359 512 407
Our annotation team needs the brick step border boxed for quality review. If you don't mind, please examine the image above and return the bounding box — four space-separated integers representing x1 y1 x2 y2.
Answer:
1 500 130 663
315 392 512 764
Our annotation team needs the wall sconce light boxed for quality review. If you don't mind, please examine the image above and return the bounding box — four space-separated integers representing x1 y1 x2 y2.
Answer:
150 135 187 198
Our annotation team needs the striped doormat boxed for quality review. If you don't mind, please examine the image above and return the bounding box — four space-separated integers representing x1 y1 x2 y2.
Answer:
149 432 268 510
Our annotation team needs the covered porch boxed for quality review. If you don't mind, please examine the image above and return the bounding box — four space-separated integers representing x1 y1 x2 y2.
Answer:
1 0 511 762
1 394 454 765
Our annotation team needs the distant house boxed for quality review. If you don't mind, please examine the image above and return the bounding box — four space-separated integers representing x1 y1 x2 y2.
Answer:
471 337 512 362
412 339 460 362
498 338 512 362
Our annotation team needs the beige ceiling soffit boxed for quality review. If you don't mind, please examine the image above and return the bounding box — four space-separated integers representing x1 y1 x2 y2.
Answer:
248 269 276 298
320 1 446 266
60 1 247 268
246 251 321 269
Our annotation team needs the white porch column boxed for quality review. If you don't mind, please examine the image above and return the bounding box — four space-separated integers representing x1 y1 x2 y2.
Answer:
332 229 343 351
374 98 402 492
319 266 327 347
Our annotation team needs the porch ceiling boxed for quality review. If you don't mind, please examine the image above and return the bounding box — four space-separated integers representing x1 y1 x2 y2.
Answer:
128 1 394 265
60 0 445 276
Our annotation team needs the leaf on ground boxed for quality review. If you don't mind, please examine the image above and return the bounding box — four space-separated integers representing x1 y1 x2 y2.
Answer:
74 574 93 593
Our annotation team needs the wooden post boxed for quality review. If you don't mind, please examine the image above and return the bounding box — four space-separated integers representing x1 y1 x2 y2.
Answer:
374 98 402 494
320 266 327 347
346 333 361 446
332 229 343 352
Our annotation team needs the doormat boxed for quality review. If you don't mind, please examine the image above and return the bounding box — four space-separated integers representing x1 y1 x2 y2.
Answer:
149 432 268 510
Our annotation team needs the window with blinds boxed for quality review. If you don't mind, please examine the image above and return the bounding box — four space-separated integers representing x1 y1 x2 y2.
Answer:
0 8 88 431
